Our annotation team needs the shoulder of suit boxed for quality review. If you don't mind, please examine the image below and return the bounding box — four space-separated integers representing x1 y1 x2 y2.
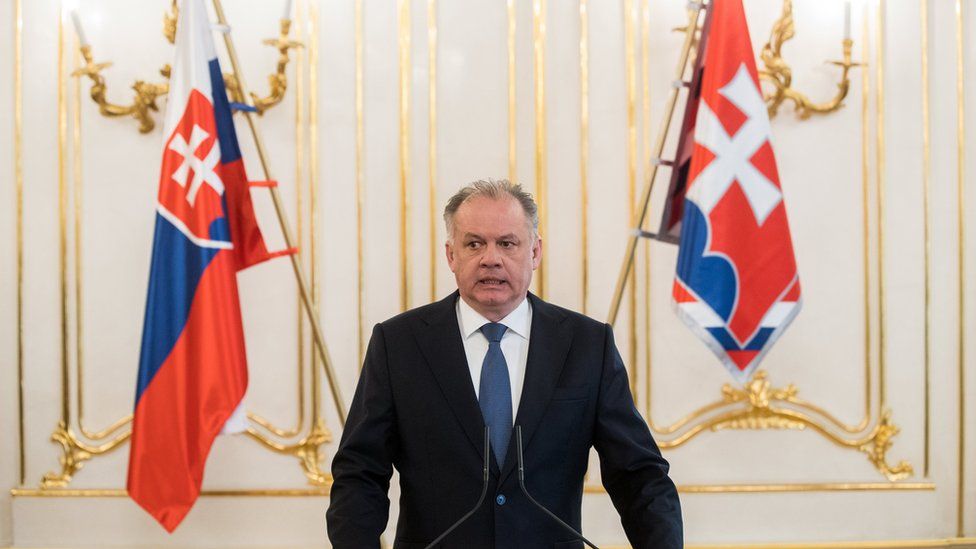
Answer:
529 294 608 332
375 294 454 331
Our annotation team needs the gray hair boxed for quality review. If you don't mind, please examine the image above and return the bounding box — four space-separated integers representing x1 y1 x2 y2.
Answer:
443 179 539 240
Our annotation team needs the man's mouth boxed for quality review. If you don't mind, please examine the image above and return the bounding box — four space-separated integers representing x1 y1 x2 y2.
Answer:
478 278 507 286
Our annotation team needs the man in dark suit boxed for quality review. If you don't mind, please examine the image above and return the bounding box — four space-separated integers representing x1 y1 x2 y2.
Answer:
327 180 682 548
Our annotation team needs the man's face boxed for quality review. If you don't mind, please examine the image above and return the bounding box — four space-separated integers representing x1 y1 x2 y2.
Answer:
446 195 542 321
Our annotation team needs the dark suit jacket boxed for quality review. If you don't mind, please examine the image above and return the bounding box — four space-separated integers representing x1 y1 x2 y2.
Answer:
327 292 682 549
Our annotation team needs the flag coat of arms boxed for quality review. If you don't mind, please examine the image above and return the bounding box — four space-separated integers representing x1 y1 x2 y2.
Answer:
671 0 801 383
127 0 280 531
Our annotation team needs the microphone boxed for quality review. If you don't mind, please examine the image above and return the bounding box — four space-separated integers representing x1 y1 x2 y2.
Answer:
423 426 491 549
516 425 600 549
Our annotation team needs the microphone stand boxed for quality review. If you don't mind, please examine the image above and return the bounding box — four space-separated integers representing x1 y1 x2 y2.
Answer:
423 427 491 549
516 425 600 549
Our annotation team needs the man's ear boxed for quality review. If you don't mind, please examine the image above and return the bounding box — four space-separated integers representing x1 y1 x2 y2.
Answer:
531 235 542 270
445 240 456 272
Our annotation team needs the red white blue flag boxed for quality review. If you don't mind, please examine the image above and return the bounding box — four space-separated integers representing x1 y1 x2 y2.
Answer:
671 0 801 383
127 0 284 531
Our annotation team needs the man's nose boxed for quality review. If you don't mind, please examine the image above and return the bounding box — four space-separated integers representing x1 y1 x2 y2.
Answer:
479 243 503 266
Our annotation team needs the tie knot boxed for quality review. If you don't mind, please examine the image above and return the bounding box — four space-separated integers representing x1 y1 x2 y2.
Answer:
480 322 507 343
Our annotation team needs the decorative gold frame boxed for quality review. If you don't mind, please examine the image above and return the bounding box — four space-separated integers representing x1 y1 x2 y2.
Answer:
38 0 332 491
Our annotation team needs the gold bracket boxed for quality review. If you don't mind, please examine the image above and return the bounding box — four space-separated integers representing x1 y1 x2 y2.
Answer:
657 371 913 482
41 421 130 489
759 0 863 119
72 5 302 133
71 45 170 134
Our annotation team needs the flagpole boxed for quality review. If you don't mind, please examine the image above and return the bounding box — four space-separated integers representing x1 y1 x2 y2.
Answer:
607 2 705 325
211 0 346 426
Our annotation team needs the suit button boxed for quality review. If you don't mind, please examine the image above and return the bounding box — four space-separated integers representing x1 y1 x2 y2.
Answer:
495 494 506 505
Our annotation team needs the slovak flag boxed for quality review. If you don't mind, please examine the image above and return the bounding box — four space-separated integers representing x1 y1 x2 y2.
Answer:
127 0 287 531
671 0 801 383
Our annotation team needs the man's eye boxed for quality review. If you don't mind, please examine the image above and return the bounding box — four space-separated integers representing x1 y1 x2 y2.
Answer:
499 241 514 248
466 241 482 249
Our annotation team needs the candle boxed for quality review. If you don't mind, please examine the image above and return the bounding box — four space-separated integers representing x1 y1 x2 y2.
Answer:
844 1 852 41
70 10 89 47
282 0 293 21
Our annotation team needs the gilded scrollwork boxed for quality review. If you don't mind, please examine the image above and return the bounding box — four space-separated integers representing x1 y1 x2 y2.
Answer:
41 421 130 489
656 371 913 481
246 418 334 487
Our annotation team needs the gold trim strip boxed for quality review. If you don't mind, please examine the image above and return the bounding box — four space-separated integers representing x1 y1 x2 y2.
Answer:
623 0 637 395
11 488 330 498
398 0 412 312
15 0 24 486
859 3 873 433
533 0 547 299
579 0 589 314
355 0 366 365
920 0 931 478
954 0 966 536
583 482 934 494
876 0 887 410
507 0 516 183
58 3 70 426
309 1 322 418
640 0 651 422
428 0 437 303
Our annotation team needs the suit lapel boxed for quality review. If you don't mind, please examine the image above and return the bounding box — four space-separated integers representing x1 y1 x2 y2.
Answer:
499 293 572 484
412 292 491 469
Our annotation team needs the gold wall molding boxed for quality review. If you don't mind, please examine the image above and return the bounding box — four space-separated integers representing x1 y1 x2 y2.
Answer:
953 0 966 536
14 0 25 487
920 0 932 479
398 0 412 312
533 0 548 300
579 0 589 315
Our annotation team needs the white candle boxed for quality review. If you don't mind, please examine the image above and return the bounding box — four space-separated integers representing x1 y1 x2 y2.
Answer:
282 0 293 21
844 1 852 41
70 10 89 47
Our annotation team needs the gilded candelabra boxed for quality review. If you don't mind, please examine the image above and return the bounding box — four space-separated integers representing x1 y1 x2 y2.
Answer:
71 4 302 133
760 0 863 119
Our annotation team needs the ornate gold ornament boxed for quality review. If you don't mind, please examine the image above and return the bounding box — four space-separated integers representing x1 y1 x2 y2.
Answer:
247 418 334 486
70 3 302 133
657 371 913 482
41 422 130 489
759 0 863 119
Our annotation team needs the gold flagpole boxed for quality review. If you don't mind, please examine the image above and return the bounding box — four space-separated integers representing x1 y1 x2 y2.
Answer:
607 3 704 324
211 0 346 426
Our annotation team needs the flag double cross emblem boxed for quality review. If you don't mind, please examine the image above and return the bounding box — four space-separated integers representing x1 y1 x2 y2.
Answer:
156 89 231 248
671 0 801 383
688 64 782 225
167 122 224 206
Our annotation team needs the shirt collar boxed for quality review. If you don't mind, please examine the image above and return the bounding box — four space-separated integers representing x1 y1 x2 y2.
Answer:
457 295 531 340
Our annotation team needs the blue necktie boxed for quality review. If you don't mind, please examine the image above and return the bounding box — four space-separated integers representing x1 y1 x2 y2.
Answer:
479 322 512 466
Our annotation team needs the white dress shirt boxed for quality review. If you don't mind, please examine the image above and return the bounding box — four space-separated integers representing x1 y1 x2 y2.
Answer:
456 295 532 419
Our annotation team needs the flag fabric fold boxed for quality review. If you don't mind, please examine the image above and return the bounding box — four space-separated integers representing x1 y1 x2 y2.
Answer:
127 0 277 531
670 0 801 383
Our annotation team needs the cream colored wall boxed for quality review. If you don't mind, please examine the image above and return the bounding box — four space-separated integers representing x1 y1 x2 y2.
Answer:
2 0 974 547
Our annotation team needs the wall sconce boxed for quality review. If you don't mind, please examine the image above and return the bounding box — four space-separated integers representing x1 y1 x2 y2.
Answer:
70 1 302 134
760 0 863 119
